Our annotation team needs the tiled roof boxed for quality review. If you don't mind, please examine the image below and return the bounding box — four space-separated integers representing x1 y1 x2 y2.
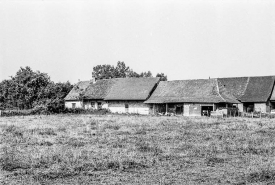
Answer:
218 76 275 102
145 79 239 104
104 77 160 100
83 79 118 100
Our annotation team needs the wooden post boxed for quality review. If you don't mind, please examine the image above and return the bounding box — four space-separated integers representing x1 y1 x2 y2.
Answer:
166 103 168 114
153 104 155 114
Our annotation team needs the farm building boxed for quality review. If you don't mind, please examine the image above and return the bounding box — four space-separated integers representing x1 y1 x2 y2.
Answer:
144 78 240 116
218 76 275 113
82 78 117 109
64 81 90 108
104 77 160 114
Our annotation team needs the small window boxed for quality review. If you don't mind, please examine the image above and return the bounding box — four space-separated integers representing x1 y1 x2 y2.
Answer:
125 104 129 108
98 102 102 109
72 103 76 109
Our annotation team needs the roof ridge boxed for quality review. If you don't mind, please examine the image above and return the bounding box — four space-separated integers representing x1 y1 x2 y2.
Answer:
215 79 226 102
242 77 250 97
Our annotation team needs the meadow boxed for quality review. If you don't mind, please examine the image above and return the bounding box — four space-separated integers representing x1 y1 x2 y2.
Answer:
1 114 275 184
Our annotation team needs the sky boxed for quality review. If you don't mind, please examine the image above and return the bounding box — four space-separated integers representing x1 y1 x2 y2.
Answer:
0 0 275 84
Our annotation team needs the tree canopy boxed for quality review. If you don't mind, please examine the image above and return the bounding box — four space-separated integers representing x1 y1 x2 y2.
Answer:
0 66 73 112
92 61 167 81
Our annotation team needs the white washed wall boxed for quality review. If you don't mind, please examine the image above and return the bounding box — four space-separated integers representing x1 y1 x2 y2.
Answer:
254 103 267 113
237 103 244 112
108 107 149 114
108 101 150 115
65 101 83 108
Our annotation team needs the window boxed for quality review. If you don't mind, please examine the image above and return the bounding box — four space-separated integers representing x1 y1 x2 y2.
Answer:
125 104 129 108
98 102 102 109
72 103 76 109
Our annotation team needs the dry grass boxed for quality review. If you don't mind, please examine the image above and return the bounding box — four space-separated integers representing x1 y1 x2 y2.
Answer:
1 115 275 184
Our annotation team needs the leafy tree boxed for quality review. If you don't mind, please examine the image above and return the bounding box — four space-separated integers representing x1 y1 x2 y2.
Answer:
92 61 168 80
92 64 116 80
0 66 73 113
114 61 130 78
156 73 168 81
127 70 141 78
140 71 153 77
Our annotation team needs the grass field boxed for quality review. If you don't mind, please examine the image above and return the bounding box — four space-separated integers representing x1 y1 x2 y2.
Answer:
1 114 275 184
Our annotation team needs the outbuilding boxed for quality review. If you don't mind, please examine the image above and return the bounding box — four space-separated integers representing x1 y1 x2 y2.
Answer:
218 76 275 113
145 78 239 116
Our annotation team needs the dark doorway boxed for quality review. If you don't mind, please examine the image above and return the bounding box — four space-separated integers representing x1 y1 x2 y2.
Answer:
175 105 183 115
201 106 213 116
157 104 166 113
244 103 254 112
271 102 275 110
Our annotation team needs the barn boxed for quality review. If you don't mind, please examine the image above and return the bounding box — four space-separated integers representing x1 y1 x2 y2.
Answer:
218 76 275 113
104 77 160 114
144 78 240 116
64 81 90 108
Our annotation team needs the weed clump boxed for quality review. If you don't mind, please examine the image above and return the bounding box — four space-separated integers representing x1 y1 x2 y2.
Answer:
38 128 57 136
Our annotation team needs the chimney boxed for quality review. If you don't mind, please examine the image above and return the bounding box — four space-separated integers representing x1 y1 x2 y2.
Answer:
91 73 96 84
91 77 96 84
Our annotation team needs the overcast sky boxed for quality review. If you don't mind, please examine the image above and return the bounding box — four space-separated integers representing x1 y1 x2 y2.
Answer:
0 0 275 84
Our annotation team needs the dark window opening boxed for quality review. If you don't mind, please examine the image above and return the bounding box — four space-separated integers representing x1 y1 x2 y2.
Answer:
72 103 76 109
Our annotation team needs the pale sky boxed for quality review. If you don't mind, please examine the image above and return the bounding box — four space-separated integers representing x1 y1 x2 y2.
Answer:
0 0 275 84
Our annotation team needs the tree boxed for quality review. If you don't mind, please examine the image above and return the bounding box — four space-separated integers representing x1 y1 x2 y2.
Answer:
127 70 141 78
92 64 116 80
92 61 168 80
140 71 153 77
114 61 130 78
156 73 167 81
0 66 73 112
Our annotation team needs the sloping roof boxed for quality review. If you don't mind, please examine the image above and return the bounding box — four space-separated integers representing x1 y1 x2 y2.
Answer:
145 79 239 104
64 81 90 101
83 78 118 100
240 76 275 102
218 76 275 102
217 77 249 99
104 77 160 100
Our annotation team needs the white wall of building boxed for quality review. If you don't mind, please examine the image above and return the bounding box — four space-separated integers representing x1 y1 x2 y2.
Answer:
65 101 83 109
108 107 150 115
254 103 267 113
108 101 150 115
238 103 244 112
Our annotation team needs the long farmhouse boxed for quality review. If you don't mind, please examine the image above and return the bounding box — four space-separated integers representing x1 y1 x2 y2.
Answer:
64 75 275 116
64 77 160 115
